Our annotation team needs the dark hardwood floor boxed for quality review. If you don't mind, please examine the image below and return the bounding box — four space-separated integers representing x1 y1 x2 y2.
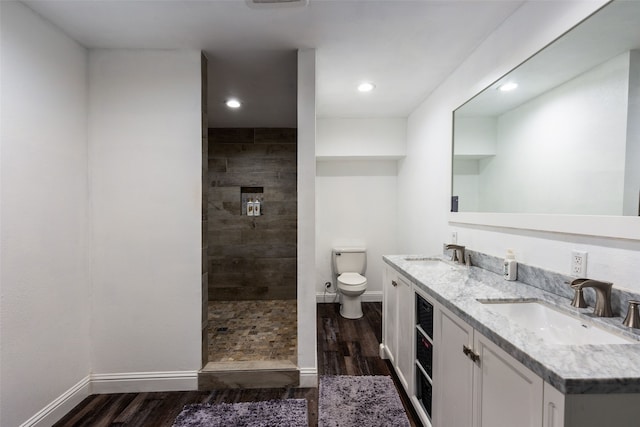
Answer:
54 303 422 427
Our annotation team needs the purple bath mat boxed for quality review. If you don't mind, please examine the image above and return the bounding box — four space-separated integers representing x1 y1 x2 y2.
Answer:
172 398 307 427
319 375 410 427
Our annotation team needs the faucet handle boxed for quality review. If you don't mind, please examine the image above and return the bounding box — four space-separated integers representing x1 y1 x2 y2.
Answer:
445 244 465 264
623 300 640 329
569 278 590 289
571 288 588 308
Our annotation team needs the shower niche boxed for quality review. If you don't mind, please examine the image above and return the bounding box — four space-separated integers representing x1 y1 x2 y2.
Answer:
241 186 264 216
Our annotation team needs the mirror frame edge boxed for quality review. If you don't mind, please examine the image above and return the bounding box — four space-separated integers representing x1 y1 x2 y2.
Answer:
448 212 640 241
448 0 640 240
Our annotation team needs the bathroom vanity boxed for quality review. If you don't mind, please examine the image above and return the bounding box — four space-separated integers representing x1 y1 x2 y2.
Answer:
381 255 640 427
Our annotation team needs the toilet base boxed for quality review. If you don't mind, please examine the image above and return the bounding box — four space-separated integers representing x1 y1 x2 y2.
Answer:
339 293 364 319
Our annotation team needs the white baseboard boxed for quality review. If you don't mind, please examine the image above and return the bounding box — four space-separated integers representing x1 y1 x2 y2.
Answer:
316 290 382 303
20 375 91 427
91 370 198 394
380 343 394 364
20 370 198 426
361 291 383 302
298 367 318 388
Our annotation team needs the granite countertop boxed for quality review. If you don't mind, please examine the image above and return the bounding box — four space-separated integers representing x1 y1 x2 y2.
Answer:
383 254 640 395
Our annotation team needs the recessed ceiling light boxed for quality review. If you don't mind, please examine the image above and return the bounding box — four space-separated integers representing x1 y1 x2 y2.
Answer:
225 99 241 108
357 82 375 92
497 82 518 92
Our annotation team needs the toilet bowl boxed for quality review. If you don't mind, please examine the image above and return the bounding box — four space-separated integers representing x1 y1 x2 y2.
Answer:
332 248 368 319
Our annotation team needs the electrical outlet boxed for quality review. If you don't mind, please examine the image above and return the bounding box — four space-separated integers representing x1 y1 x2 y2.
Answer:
571 250 587 277
451 231 458 244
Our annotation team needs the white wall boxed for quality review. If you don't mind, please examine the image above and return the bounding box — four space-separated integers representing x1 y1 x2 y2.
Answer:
297 49 318 387
316 118 406 159
88 49 202 377
480 53 629 215
316 160 398 299
315 118 402 301
0 2 91 426
315 118 403 300
400 0 640 295
454 116 496 157
624 50 640 216
316 158 398 300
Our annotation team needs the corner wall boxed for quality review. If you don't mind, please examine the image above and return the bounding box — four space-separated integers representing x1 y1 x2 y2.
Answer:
400 1 640 295
297 49 318 387
0 2 91 426
88 49 202 380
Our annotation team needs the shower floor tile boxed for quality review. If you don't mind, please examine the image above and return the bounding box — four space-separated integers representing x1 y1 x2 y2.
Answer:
208 299 297 363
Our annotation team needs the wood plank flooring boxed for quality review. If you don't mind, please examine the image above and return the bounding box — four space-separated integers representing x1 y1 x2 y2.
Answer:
53 303 422 427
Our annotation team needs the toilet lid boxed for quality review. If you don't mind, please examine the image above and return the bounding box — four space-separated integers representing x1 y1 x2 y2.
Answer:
338 272 366 286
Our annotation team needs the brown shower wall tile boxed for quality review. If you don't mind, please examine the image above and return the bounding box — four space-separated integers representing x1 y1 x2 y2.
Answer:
209 128 254 144
208 128 297 302
210 244 296 259
226 157 296 174
210 171 296 188
201 53 210 368
210 143 297 160
254 128 297 144
208 158 227 173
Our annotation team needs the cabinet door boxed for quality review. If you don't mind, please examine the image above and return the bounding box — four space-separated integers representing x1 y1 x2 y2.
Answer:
382 267 398 364
543 382 565 427
473 332 543 427
434 307 474 427
396 273 414 392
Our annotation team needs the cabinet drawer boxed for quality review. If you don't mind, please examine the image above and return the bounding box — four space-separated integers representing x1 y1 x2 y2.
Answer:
416 332 433 378
417 294 434 338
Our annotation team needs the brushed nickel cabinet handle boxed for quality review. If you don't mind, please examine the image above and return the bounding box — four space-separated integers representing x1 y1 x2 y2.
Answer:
463 345 480 363
463 345 473 356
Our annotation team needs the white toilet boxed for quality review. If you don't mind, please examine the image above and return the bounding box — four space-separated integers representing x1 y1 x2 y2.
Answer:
332 248 368 319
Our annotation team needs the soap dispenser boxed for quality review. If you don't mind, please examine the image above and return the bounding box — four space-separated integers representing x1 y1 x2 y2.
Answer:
247 198 254 216
503 249 517 281
254 198 261 216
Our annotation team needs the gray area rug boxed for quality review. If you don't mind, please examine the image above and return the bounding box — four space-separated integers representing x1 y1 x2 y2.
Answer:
319 375 411 427
172 398 307 427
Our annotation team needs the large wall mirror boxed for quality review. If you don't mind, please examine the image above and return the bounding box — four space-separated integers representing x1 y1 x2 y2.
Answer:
450 0 640 239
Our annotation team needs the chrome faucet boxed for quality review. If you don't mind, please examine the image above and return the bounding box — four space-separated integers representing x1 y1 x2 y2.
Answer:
569 278 614 317
445 244 466 265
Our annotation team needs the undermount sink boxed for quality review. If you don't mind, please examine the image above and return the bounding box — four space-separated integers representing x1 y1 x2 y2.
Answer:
479 300 636 345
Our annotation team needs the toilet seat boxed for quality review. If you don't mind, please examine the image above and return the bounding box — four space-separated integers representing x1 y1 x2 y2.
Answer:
338 272 367 286
337 272 368 295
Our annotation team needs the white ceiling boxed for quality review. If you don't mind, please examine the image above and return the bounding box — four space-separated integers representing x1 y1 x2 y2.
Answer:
24 0 527 125
458 0 640 117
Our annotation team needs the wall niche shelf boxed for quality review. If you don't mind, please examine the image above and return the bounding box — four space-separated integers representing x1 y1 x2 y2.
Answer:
315 155 405 162
241 186 263 216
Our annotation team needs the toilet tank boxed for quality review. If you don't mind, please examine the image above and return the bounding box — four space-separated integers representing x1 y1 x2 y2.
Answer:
332 248 367 275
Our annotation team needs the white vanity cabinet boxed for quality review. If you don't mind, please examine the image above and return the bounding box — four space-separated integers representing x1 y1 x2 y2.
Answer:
382 266 414 392
382 266 398 364
434 302 543 427
383 262 640 427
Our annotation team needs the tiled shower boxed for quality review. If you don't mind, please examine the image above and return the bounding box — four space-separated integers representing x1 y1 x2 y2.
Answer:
207 127 297 364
